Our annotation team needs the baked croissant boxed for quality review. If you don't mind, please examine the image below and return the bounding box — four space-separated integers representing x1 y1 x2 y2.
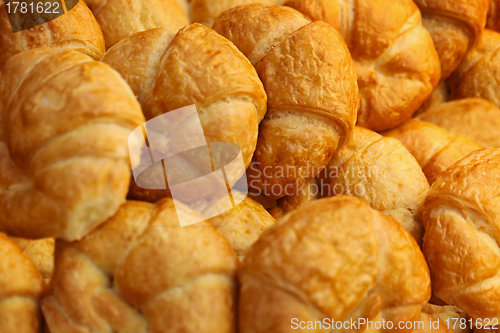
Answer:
413 0 489 81
0 48 145 241
42 199 238 333
279 0 441 131
190 0 275 27
447 30 500 108
0 233 45 333
488 0 500 31
0 0 105 70
102 24 267 203
10 237 55 285
383 120 483 185
83 0 189 48
416 82 451 116
194 190 276 260
319 126 430 245
239 196 430 333
423 148 500 321
416 98 500 148
213 4 358 199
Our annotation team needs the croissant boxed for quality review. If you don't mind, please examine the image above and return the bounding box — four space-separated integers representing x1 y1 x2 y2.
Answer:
239 196 430 333
190 0 275 26
42 199 238 333
416 98 500 148
278 0 441 131
84 0 189 48
10 237 55 285
319 126 430 245
268 177 322 220
194 190 276 260
413 0 489 81
422 148 500 321
383 120 483 185
0 0 105 70
213 4 358 199
0 233 45 333
447 30 500 108
101 24 267 203
416 82 451 116
488 0 500 31
0 48 145 241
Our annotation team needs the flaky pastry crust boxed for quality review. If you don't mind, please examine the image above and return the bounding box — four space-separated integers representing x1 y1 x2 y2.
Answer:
0 48 145 241
239 196 430 333
0 0 105 69
213 4 358 199
423 148 500 321
42 199 238 333
320 127 430 245
383 120 483 184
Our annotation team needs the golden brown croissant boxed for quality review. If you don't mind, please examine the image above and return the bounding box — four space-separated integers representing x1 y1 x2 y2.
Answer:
416 98 500 148
102 24 267 203
413 0 489 81
0 233 45 333
190 0 275 27
423 148 500 322
0 0 105 70
488 0 500 31
194 190 276 260
42 199 238 333
213 4 358 199
239 196 430 333
319 126 430 245
383 120 484 185
416 82 451 116
279 0 441 131
10 237 55 285
84 0 189 48
447 30 500 108
0 48 145 241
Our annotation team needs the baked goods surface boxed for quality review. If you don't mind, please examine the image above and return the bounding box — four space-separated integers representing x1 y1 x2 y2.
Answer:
383 120 484 184
0 232 45 333
278 0 441 131
2 0 500 330
213 4 358 199
42 199 238 333
10 237 55 285
488 0 500 31
416 98 500 147
319 126 430 245
413 0 489 81
83 0 189 48
423 148 500 321
0 48 145 241
416 82 451 116
239 196 431 333
193 190 276 260
0 0 106 70
102 24 267 203
190 0 275 27
447 29 500 108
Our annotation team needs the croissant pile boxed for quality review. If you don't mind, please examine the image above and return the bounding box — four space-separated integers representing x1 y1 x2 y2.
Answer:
0 0 499 332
